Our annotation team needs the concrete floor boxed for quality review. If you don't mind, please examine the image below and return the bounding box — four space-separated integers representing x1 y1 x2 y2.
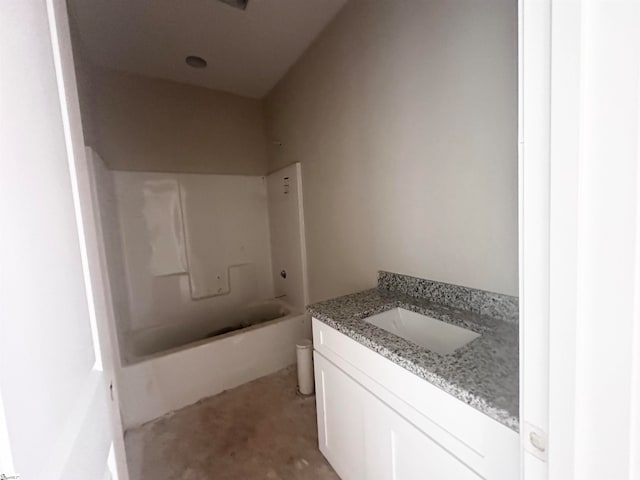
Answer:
125 366 339 480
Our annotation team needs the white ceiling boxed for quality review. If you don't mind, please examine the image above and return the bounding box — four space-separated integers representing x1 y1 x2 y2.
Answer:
69 0 347 99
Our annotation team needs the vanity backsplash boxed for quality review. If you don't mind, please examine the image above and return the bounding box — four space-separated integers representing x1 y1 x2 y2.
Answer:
377 271 519 324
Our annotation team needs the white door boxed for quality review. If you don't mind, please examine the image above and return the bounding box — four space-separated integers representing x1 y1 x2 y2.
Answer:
0 1 127 479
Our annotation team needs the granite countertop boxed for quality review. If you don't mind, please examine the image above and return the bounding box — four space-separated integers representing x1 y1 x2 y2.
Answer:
308 287 519 431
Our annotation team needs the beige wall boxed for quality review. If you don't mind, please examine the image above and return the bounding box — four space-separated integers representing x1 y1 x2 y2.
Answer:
265 0 518 301
91 69 269 175
69 16 98 148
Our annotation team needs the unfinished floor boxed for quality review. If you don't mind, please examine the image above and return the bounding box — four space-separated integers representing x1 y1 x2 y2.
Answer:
125 366 339 480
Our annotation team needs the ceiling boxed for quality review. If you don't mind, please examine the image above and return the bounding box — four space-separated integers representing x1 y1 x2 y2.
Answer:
69 0 347 99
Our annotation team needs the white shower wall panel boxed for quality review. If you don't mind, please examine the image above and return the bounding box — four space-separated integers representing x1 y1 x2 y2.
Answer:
267 163 308 310
179 174 273 300
113 171 274 337
87 150 131 362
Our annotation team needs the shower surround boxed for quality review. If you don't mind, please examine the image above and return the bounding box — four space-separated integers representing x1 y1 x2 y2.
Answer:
89 149 309 427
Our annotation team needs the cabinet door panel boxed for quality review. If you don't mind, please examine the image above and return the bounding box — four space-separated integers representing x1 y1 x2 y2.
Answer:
314 352 366 480
367 394 482 480
390 414 482 480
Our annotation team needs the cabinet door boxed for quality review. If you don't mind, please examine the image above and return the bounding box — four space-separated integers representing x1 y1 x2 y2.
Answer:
315 351 482 480
366 393 482 480
314 352 367 480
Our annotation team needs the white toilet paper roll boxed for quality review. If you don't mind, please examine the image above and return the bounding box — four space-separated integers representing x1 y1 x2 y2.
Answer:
296 339 314 395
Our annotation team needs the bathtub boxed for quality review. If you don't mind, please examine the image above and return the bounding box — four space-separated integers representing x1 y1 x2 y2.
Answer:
125 299 294 362
118 298 311 429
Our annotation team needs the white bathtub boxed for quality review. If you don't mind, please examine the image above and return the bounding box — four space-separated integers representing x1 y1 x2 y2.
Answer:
118 299 311 429
125 299 294 362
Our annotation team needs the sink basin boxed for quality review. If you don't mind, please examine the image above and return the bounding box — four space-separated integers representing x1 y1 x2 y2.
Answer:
363 308 480 355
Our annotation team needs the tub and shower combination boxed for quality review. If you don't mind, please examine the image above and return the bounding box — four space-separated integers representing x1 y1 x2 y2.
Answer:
89 150 310 429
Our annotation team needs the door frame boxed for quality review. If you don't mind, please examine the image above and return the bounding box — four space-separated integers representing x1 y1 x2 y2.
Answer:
518 0 551 476
46 0 130 478
520 0 640 478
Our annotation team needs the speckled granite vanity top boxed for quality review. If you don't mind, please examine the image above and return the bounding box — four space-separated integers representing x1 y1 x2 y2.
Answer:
307 271 519 432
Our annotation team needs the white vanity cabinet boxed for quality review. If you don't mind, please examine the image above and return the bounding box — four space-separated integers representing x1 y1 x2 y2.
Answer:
315 354 482 480
312 318 519 480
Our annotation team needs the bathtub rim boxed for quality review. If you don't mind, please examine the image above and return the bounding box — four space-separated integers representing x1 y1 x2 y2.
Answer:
122 299 303 367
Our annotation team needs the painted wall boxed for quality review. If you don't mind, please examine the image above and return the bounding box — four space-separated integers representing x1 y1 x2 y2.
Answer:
265 0 518 300
91 69 269 175
69 18 97 148
112 171 274 361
